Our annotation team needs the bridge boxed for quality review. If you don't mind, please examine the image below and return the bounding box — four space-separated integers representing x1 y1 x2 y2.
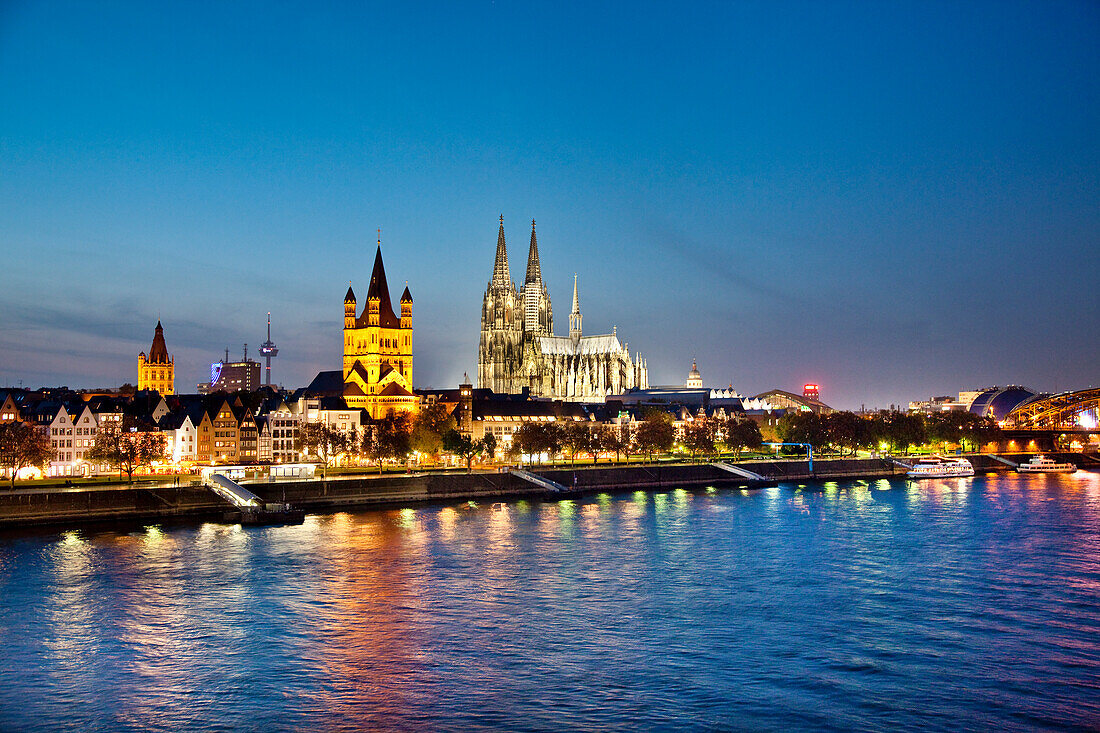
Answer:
1006 388 1100 430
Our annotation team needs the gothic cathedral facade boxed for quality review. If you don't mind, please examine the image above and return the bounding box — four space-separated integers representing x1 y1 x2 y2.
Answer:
478 217 648 401
343 243 419 419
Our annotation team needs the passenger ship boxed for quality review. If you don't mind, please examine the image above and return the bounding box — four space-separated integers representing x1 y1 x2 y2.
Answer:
1016 455 1077 473
907 456 975 479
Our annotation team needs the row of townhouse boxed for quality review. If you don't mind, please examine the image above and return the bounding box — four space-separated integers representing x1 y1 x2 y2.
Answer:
1 386 370 477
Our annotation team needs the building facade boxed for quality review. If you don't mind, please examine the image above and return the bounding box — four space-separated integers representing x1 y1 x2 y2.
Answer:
478 217 648 401
199 350 262 394
342 243 418 419
137 320 174 395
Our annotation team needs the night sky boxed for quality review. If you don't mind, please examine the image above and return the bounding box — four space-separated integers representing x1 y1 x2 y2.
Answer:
2 1 1097 409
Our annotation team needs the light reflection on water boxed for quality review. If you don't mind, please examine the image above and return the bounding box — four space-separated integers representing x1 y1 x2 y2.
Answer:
1 472 1100 731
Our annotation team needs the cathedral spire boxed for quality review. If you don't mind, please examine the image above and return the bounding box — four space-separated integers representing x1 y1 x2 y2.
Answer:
569 273 582 341
525 219 542 285
492 214 511 286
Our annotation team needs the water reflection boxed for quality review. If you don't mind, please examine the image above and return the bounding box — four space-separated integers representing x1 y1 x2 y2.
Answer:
1 472 1100 730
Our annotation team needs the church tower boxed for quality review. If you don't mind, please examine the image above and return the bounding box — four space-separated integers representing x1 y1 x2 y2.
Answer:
520 219 553 336
478 216 524 393
342 239 418 419
569 274 582 342
137 320 174 395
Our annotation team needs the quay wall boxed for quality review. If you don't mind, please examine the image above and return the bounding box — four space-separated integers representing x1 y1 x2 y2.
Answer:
0 458 971 529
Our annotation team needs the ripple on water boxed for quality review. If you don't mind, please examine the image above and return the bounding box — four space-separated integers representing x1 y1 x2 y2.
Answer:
1 472 1100 730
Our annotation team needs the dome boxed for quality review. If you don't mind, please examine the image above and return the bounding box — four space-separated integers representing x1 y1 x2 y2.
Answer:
968 387 1036 421
686 359 703 388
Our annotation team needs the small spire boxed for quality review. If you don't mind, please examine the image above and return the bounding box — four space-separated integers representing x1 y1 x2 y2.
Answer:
571 273 580 314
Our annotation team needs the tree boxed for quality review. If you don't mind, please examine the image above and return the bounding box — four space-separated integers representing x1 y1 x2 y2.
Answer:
777 411 830 451
366 411 412 474
296 422 348 479
602 424 630 463
560 421 591 467
511 423 541 464
682 418 715 462
86 420 167 483
540 422 564 464
443 430 481 472
825 411 870 456
411 403 456 464
635 411 675 462
871 411 927 455
722 417 763 460
480 431 497 463
0 422 53 489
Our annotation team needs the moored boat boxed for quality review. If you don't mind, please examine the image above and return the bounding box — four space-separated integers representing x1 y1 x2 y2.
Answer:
1016 455 1077 473
907 455 975 479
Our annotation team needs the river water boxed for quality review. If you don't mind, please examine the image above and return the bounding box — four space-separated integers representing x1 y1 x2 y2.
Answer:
2 472 1099 731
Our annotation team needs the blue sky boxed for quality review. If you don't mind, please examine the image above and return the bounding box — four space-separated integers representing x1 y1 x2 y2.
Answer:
1 1 1097 409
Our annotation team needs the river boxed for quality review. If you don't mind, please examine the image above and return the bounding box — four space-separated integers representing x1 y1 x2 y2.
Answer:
2 471 1099 731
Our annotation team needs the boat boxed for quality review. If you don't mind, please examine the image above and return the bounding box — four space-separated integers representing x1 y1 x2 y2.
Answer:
907 455 975 479
1016 455 1077 473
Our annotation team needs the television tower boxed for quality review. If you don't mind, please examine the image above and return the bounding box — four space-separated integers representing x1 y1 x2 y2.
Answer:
259 312 278 386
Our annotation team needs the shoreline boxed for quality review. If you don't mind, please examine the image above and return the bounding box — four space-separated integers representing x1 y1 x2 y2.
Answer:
0 455 1061 533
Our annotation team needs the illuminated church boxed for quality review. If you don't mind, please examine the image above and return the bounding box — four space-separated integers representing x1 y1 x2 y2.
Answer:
478 217 648 401
137 320 174 395
342 242 418 419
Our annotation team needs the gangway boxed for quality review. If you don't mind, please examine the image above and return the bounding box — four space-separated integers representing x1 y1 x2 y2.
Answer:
203 472 264 509
710 462 767 481
887 458 914 470
510 469 568 493
988 455 1019 468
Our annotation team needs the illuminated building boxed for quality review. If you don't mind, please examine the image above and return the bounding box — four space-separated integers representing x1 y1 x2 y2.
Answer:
137 320 175 395
342 241 418 419
686 360 703 389
478 216 648 401
199 347 261 394
752 389 833 414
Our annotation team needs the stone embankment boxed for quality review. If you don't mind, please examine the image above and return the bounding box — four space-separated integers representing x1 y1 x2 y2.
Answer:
3 454 1071 530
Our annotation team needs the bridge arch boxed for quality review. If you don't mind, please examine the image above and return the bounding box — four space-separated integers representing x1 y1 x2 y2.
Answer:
1005 388 1100 429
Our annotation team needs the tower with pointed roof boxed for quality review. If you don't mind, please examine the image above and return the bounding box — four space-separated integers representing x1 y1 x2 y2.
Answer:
342 238 418 419
137 320 175 395
478 216 525 393
477 216 649 401
520 219 553 336
569 274 582 342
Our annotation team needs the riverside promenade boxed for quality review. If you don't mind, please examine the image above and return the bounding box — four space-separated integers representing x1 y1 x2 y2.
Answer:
0 458 920 529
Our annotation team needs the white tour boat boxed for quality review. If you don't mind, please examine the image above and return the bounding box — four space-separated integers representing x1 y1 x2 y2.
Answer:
1016 455 1077 473
907 455 975 479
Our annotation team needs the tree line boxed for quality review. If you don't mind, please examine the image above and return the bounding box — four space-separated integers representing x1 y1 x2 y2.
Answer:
776 409 1002 455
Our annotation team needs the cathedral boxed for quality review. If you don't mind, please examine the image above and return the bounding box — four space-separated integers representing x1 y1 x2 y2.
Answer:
478 217 648 401
342 242 419 419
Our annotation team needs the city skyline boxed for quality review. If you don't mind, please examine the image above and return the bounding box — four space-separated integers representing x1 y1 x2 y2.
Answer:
3 2 1098 409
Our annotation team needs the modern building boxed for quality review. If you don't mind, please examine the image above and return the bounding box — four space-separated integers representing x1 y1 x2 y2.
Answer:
137 321 174 395
752 389 834 414
199 348 262 394
967 386 1037 422
342 242 419 419
478 217 649 401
